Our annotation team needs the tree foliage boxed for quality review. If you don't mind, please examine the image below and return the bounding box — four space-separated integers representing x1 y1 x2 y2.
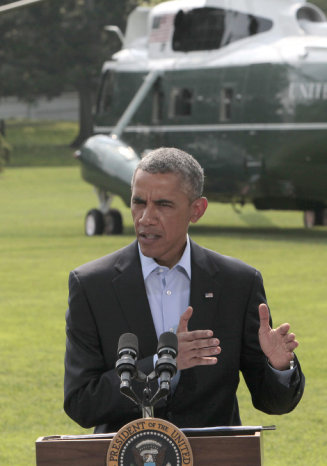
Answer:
0 0 138 145
0 132 11 172
314 0 327 15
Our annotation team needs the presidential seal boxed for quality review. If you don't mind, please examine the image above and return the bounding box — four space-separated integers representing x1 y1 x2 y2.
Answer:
107 418 193 466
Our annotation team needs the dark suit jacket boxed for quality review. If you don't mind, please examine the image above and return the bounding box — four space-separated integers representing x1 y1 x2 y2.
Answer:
64 239 304 433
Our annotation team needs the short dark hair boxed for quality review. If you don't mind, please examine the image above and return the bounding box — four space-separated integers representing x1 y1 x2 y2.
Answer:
132 147 204 200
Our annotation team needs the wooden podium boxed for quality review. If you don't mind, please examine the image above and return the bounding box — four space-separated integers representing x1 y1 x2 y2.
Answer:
36 428 264 465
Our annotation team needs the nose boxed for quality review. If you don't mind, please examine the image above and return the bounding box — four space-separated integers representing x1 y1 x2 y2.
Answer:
139 204 157 225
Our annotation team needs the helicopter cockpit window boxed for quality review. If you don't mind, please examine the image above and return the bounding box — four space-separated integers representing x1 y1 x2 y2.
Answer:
172 7 272 52
296 5 326 33
96 70 114 115
169 88 193 118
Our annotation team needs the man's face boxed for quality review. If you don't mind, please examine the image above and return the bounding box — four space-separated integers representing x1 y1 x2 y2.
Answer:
131 169 207 268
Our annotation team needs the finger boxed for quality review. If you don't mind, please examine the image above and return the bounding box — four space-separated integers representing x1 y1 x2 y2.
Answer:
258 303 271 331
192 337 220 350
285 333 296 343
180 338 220 355
179 355 218 369
177 306 193 334
277 323 291 335
179 329 214 342
181 346 221 361
191 356 218 366
286 340 299 352
193 345 221 357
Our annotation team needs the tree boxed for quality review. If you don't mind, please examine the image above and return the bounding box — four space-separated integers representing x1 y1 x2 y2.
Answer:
314 0 327 15
56 0 139 146
0 0 138 146
0 132 11 172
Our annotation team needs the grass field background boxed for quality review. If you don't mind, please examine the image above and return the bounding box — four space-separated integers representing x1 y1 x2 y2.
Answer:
1 122 326 464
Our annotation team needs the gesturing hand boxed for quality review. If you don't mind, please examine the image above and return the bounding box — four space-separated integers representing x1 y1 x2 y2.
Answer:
258 303 299 371
176 306 221 370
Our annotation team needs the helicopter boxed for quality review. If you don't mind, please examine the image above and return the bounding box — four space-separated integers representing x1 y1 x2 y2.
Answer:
75 0 327 235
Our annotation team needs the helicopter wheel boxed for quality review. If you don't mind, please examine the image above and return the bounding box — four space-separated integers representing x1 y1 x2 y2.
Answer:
303 209 327 228
85 209 105 236
104 208 123 235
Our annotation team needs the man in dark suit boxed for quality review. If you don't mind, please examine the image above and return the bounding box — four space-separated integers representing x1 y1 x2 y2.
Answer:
64 147 304 433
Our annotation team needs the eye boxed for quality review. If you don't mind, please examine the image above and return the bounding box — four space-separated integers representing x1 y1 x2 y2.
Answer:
157 200 174 208
132 197 146 205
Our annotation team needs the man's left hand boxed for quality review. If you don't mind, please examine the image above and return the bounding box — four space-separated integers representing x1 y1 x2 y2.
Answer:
258 303 299 371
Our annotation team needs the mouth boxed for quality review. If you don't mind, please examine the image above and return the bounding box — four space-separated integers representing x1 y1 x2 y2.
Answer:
138 231 162 242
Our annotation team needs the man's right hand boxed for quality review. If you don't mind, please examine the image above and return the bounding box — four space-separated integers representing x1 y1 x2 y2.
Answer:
176 306 221 370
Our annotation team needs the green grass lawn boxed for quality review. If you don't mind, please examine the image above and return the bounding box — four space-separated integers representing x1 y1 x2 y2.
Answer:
6 120 78 167
1 122 327 464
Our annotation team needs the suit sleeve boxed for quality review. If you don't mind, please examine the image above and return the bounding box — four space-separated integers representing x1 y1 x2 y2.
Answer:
64 271 154 430
240 270 305 415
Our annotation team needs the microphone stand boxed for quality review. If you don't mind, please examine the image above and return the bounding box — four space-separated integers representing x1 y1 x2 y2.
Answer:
118 369 171 418
116 332 178 417
141 377 154 418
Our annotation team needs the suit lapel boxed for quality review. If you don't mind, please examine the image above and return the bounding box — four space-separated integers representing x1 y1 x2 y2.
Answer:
112 241 158 358
172 240 223 399
188 240 222 331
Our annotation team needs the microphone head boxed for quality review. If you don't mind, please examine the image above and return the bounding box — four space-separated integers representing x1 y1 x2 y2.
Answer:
117 333 139 357
157 331 178 356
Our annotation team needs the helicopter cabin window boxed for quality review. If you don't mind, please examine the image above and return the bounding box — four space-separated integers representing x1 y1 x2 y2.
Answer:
220 88 233 121
169 88 193 118
96 70 114 115
172 7 272 51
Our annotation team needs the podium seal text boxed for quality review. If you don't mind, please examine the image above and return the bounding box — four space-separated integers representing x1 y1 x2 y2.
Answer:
107 417 193 465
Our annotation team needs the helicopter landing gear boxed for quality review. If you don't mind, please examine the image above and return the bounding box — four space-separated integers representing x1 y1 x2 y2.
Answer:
85 209 104 236
103 208 123 235
85 189 124 236
303 209 327 228
85 208 123 236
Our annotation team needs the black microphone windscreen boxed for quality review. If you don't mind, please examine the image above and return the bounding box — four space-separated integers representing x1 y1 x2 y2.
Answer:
157 331 178 354
117 333 139 357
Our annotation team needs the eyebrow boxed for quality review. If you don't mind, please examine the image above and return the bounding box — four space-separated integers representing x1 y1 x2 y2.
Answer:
131 196 145 203
155 199 175 206
132 196 175 206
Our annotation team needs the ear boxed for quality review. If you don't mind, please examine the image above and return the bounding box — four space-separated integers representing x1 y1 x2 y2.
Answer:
190 197 208 223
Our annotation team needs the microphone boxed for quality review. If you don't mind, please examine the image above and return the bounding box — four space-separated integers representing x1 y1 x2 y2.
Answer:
155 331 178 394
115 333 139 391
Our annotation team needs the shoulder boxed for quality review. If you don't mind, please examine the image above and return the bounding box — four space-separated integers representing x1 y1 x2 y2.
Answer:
70 240 138 282
190 239 259 279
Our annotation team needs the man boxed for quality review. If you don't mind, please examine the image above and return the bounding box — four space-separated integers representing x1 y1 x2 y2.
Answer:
64 147 304 433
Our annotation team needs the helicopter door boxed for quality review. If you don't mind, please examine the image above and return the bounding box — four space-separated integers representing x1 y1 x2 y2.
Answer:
95 69 116 130
242 63 277 199
215 66 250 197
